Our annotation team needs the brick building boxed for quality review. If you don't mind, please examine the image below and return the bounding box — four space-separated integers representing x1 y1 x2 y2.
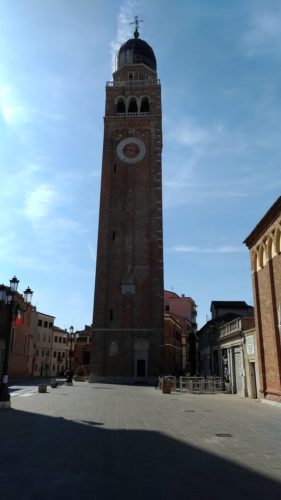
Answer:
164 313 182 375
73 325 92 375
244 196 281 404
164 291 197 374
91 25 164 382
0 284 35 380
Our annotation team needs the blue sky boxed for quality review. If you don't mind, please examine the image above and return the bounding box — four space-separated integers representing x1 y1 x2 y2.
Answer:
1 0 280 330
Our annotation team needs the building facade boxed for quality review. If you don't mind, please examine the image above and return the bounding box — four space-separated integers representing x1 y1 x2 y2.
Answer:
198 301 254 380
33 312 55 377
244 196 281 404
164 313 182 375
0 287 36 380
91 26 164 382
216 317 256 396
73 325 92 376
50 326 68 377
164 290 198 374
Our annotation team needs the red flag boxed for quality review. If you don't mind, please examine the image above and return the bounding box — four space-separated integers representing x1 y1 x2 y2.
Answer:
13 306 23 325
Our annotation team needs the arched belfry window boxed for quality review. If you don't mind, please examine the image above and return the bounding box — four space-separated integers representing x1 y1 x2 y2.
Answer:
275 227 281 254
128 98 138 113
116 98 125 114
267 237 274 260
259 245 266 269
253 251 259 272
140 97 149 113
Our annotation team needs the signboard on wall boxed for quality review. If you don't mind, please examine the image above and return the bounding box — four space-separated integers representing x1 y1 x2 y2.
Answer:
246 335 255 355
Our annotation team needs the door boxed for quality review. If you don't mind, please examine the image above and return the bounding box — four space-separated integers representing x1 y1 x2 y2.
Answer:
234 347 243 394
137 359 146 377
249 362 257 399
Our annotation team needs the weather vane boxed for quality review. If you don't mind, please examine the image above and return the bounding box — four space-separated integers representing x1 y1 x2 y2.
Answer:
130 15 143 39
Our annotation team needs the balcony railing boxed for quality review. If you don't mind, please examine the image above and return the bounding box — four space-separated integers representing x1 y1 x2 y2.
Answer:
106 79 160 87
115 112 150 117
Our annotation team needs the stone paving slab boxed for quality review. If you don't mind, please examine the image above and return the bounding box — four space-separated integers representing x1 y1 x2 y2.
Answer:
1 382 281 499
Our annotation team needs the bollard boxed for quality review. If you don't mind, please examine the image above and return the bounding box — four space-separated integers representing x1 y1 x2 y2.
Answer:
38 384 47 393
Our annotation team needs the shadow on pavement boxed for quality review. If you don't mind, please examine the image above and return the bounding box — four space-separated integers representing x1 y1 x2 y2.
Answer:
0 408 280 500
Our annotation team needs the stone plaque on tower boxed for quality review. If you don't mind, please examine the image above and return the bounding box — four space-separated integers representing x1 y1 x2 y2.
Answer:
90 21 164 382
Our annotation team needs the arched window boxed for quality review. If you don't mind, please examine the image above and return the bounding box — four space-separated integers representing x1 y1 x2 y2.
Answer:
259 245 266 269
116 98 125 114
253 251 259 272
128 98 138 113
275 227 281 254
140 97 149 113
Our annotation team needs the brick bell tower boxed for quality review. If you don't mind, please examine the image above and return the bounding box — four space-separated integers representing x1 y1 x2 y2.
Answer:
90 20 164 382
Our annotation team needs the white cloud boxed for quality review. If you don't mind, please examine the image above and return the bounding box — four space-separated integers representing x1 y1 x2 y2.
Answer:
110 0 139 71
167 119 211 147
24 183 58 220
0 84 29 125
167 245 245 254
244 7 281 55
0 232 49 271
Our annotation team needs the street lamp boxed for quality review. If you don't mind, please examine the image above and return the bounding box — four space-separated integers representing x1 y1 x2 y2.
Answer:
67 325 75 370
0 276 33 408
64 326 75 385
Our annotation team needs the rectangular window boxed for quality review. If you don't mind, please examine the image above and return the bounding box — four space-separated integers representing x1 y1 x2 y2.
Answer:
53 365 55 371
36 350 39 356
53 351 57 358
54 336 58 343
83 351 90 365
63 338 66 344
59 337 62 343
44 321 48 328
34 364 37 371
109 309 113 321
48 322 53 328
38 319 42 327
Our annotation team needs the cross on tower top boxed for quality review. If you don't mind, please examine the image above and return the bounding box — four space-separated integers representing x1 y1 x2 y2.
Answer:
130 15 143 39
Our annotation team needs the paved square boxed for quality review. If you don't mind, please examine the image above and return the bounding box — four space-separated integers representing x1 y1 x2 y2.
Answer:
1 382 281 499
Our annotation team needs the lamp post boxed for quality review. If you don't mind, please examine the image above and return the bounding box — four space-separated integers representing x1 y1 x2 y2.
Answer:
65 326 75 385
67 325 75 370
0 276 33 408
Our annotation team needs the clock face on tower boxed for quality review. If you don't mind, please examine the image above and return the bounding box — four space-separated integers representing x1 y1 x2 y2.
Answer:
116 137 146 164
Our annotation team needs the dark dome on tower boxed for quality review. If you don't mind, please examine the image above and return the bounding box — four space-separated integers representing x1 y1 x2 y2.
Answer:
117 37 157 71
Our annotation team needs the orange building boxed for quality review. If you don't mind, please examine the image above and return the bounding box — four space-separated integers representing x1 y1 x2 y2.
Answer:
164 291 197 374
